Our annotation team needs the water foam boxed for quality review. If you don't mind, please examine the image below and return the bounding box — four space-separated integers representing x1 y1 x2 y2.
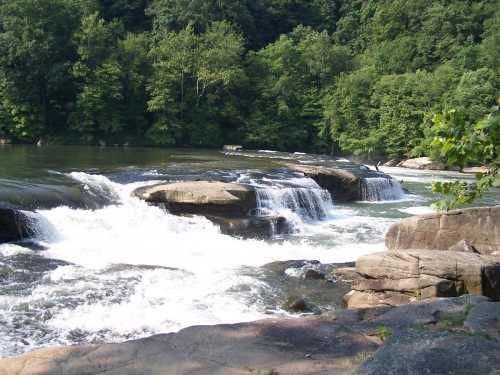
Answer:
360 177 406 201
5 172 379 350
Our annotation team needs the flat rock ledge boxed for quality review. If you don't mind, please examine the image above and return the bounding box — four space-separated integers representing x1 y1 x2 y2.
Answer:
133 181 287 239
133 181 257 218
1 296 498 375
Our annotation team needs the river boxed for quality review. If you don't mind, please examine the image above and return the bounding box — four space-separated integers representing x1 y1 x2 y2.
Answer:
0 145 498 357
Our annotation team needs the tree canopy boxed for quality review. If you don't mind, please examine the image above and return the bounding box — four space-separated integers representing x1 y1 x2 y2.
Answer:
0 0 497 160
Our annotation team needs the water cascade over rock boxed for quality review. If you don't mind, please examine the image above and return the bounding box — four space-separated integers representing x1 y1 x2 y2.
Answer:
360 177 405 201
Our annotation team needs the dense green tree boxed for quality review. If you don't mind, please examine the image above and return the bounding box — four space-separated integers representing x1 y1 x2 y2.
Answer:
245 26 351 151
147 21 245 146
0 0 497 156
0 0 96 140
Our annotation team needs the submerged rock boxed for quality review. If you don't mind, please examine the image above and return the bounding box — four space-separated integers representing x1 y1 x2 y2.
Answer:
133 181 256 218
386 206 500 254
208 215 289 239
0 204 38 244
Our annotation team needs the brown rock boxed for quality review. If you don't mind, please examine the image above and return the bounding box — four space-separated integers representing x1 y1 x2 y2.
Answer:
349 250 500 307
397 157 447 170
133 181 256 218
385 206 500 254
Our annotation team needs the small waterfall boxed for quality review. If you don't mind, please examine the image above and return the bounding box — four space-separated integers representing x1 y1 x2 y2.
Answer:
360 177 405 201
253 178 334 235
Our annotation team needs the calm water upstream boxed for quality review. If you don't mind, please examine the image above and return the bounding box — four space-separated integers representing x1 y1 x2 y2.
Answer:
1 145 499 356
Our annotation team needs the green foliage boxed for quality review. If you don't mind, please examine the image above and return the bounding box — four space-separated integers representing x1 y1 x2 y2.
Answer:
430 107 499 210
147 21 245 146
375 325 393 341
0 0 497 153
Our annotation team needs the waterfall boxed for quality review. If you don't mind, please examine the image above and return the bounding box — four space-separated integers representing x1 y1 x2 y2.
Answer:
253 178 334 235
360 177 405 201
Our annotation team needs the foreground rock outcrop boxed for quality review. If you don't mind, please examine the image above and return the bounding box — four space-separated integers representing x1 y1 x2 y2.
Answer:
346 206 500 309
386 205 500 254
0 204 37 244
2 296 498 375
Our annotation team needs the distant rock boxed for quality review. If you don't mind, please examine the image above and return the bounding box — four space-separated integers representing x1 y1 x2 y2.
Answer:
463 166 492 174
223 145 242 151
385 206 500 254
383 159 401 167
0 204 38 244
133 181 256 218
397 157 447 170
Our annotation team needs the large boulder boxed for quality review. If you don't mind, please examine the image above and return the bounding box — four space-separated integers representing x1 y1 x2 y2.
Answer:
133 181 256 218
397 157 447 170
344 250 500 309
386 206 500 254
0 204 37 244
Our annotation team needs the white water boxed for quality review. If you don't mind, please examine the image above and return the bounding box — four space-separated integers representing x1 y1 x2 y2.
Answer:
360 177 405 201
254 177 335 234
0 172 398 355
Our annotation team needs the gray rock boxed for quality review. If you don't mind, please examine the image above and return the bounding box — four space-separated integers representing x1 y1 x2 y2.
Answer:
464 301 500 336
355 330 500 375
0 317 378 375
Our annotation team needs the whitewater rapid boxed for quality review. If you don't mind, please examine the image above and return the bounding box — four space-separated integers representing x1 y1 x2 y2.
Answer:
1 171 399 356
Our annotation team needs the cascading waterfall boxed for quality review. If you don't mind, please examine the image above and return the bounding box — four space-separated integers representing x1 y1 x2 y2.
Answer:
360 177 405 201
253 178 334 233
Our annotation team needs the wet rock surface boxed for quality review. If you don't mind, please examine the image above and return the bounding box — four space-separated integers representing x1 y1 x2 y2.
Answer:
2 296 498 375
0 204 38 244
282 163 392 202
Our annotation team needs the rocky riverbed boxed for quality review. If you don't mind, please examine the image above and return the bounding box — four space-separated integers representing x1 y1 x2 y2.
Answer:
0 146 499 374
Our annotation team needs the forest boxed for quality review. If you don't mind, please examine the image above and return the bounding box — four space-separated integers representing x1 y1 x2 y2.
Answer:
0 0 498 159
